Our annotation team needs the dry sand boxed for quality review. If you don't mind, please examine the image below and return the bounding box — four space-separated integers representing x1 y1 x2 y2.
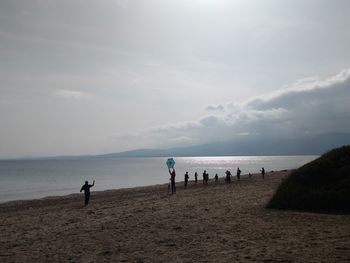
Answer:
0 171 349 262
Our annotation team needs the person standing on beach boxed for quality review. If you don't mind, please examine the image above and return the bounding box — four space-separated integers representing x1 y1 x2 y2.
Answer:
80 180 95 206
194 172 198 184
236 167 241 180
203 170 208 184
225 170 231 183
169 168 176 194
215 173 218 182
184 171 189 188
261 167 265 179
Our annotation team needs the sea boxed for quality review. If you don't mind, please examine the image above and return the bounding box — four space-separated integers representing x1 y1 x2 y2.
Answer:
0 155 318 203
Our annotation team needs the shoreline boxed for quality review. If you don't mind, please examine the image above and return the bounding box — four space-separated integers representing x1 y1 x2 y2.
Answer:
0 155 319 204
0 171 273 206
1 170 349 262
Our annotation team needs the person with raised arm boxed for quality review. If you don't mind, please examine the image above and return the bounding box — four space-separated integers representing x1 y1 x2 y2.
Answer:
168 168 176 194
80 180 95 206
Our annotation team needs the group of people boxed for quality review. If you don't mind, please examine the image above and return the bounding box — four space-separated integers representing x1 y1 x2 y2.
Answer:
224 167 241 182
80 167 267 204
202 170 209 184
167 167 266 194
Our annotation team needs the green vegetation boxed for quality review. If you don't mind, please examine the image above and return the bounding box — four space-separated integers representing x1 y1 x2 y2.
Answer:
267 145 350 212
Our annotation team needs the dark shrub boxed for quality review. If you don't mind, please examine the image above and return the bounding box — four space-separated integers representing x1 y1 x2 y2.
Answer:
267 145 350 212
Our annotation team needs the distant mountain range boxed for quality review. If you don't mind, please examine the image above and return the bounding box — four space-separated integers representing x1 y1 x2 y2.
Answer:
13 133 350 160
99 133 350 158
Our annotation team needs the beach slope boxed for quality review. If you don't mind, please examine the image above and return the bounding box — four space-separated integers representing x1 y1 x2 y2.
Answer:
0 171 349 262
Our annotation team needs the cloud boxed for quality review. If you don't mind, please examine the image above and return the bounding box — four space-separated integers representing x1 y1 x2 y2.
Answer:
206 104 225 113
245 68 350 111
170 136 198 143
53 89 92 100
112 68 350 149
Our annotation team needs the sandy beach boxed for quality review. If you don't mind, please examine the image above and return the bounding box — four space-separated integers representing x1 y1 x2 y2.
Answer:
0 171 349 262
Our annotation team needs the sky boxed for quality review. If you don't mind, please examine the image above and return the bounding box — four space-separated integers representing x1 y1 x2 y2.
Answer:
0 0 350 158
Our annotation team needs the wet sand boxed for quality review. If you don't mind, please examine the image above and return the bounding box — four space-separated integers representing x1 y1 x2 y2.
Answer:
0 171 349 262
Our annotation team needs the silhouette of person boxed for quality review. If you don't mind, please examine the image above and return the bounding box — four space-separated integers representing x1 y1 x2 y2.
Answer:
261 167 265 179
169 168 176 194
194 172 198 184
215 173 218 182
225 170 231 183
203 170 209 184
236 167 241 180
184 171 189 188
80 180 95 206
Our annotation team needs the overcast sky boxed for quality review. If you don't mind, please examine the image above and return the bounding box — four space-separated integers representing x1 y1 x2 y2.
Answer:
1 0 350 158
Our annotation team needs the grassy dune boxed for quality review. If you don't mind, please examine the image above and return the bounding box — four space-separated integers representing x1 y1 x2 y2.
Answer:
267 145 350 212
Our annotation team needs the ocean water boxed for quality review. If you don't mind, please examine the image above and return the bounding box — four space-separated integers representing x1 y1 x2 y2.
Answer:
0 156 318 203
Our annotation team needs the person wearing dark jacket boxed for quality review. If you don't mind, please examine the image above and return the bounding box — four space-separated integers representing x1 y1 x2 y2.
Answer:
236 167 241 180
168 168 176 194
261 167 265 179
80 180 95 206
184 171 189 188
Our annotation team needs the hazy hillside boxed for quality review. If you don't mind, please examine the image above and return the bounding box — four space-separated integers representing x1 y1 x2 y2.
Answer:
101 133 350 157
